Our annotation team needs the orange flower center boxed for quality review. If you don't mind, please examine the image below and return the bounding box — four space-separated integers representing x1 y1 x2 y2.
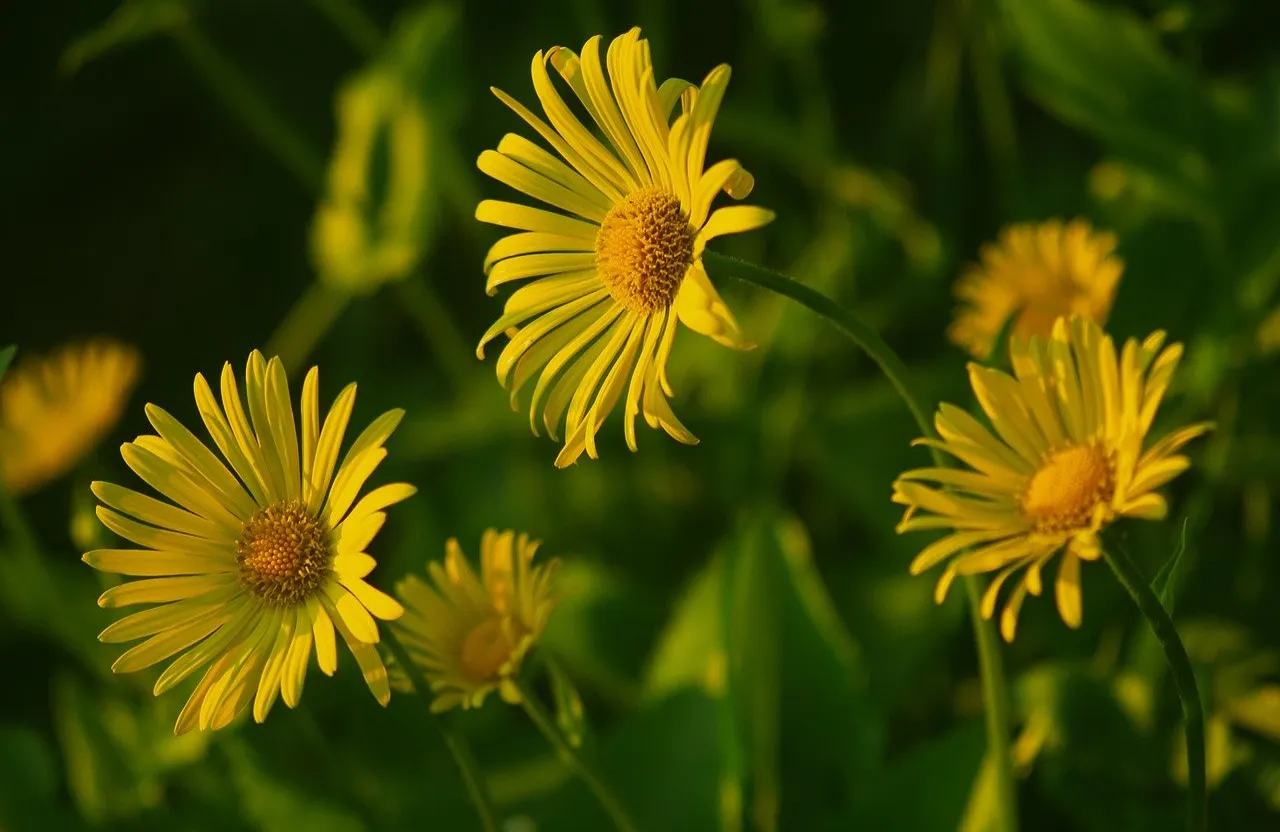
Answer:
595 187 694 313
459 617 516 682
1020 444 1115 534
236 500 331 607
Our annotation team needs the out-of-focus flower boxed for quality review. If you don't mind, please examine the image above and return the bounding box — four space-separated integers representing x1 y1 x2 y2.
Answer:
0 340 141 495
475 27 774 467
393 529 559 712
950 219 1122 360
84 351 411 734
311 69 432 293
310 5 462 294
894 316 1210 641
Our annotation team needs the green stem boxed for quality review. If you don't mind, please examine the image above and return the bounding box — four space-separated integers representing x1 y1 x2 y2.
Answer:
310 0 384 57
1101 547 1207 832
265 282 352 375
0 479 39 558
704 250 1020 832
169 22 326 193
382 631 500 832
395 277 474 389
514 677 638 832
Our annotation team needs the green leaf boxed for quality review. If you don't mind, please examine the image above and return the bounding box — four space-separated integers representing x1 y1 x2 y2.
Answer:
997 0 1214 207
840 722 986 831
60 0 190 75
0 727 81 829
0 345 15 382
1150 518 1190 613
642 509 882 830
223 738 366 832
547 657 588 749
524 690 723 832
51 673 209 824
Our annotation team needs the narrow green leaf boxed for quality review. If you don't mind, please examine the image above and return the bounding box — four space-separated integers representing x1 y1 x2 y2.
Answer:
0 345 15 383
1151 517 1191 613
548 657 588 750
60 0 190 75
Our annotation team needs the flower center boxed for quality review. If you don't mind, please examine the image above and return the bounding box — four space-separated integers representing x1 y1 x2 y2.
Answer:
459 617 515 682
1020 444 1115 534
236 500 332 607
595 187 695 313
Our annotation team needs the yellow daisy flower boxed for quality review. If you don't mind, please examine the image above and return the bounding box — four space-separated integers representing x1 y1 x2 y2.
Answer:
0 340 141 495
950 219 1122 360
393 529 559 712
475 27 774 467
84 351 411 734
893 316 1210 641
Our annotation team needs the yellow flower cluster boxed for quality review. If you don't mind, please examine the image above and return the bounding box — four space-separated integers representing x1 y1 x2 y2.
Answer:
5 27 1200 744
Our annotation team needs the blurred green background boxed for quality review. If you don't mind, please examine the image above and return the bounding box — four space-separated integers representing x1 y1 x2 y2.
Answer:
3 0 1280 829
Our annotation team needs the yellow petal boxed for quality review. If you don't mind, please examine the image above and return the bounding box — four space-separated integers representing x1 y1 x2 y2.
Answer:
675 261 752 349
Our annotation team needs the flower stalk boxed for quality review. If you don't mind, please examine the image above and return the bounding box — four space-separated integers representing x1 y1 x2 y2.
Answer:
1102 546 1206 832
704 250 1020 832
383 630 500 832
514 676 638 832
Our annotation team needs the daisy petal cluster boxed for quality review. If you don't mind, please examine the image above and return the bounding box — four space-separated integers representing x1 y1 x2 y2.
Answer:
0 340 140 495
475 27 774 467
84 351 411 733
392 529 559 712
894 316 1210 641
950 219 1122 360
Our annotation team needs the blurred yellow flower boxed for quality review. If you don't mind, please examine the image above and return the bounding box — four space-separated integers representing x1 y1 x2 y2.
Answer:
393 529 559 712
893 316 1209 641
0 340 141 495
84 351 411 734
475 27 774 467
311 68 431 293
950 219 1122 360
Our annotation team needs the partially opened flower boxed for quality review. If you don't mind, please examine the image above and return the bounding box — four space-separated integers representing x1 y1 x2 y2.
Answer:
475 27 774 467
393 529 559 712
84 351 411 734
950 219 1122 360
893 316 1210 641
0 340 141 495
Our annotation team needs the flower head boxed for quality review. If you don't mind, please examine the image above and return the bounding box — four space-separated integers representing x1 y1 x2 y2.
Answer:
0 340 141 495
893 316 1210 641
393 529 560 712
475 27 774 467
84 351 411 734
950 219 1122 360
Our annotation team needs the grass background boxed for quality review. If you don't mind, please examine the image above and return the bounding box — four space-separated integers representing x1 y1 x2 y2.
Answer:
2 0 1280 829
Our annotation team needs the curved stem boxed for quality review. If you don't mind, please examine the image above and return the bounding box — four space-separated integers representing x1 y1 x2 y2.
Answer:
704 251 1020 832
514 677 638 832
1102 547 1206 832
382 631 499 832
169 22 325 194
265 282 351 375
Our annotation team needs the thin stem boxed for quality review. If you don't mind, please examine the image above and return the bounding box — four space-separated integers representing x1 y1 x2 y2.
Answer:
382 631 499 832
1102 547 1206 832
0 479 39 558
514 677 638 832
169 22 325 193
395 277 474 389
964 576 1018 827
310 0 384 57
265 282 351 375
704 250 1020 832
